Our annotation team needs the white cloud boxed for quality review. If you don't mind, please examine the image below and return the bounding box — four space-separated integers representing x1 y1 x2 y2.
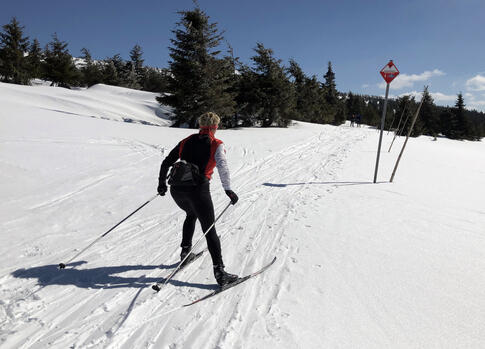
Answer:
362 84 370 88
431 92 456 103
396 90 485 112
395 91 454 102
397 91 420 98
467 100 485 111
465 75 485 91
463 90 485 111
379 69 445 89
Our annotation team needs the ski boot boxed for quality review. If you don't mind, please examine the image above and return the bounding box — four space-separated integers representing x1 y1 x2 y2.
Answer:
180 246 196 266
213 264 238 287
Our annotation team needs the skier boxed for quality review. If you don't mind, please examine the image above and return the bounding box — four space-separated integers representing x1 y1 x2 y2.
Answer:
157 112 239 286
356 113 362 127
350 114 355 127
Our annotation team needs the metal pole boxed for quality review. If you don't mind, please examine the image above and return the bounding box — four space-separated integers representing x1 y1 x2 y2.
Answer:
373 83 390 183
390 90 425 182
59 194 159 269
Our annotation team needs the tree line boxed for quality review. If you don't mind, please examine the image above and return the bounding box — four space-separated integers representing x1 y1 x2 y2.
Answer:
1 13 484 139
0 18 168 91
343 90 484 140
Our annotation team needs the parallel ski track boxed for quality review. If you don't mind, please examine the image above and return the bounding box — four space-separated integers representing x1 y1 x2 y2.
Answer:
107 128 366 348
1 127 367 348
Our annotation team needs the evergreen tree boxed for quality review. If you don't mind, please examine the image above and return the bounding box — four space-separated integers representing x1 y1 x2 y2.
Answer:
234 63 259 126
157 7 235 127
204 54 237 127
287 59 307 121
395 95 417 136
346 92 364 118
101 60 120 86
302 75 325 123
419 89 439 137
107 54 125 76
362 101 379 127
454 93 470 139
129 44 145 85
323 61 341 124
142 67 169 92
80 48 102 87
101 54 124 86
0 17 31 84
27 38 43 79
439 107 458 139
249 43 295 127
43 33 80 87
122 62 141 89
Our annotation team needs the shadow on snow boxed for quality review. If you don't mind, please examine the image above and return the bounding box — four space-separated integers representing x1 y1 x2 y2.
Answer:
11 261 218 291
262 181 387 187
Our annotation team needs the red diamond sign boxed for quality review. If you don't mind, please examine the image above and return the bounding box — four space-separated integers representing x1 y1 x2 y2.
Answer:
380 60 399 84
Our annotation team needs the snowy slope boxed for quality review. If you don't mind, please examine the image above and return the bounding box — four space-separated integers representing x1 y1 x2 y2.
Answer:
0 82 172 127
1 83 484 348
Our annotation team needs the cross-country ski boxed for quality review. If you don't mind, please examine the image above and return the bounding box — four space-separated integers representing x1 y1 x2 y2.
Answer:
183 256 277 307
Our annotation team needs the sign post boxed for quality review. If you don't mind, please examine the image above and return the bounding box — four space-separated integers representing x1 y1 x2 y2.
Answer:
373 60 399 183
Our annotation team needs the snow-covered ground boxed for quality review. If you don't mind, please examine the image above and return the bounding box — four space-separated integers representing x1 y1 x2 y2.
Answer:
1 82 484 348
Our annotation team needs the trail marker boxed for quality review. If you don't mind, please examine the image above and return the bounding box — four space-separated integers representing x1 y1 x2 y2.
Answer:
374 60 399 183
380 60 400 84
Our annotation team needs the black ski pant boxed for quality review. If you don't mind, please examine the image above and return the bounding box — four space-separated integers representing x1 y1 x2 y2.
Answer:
170 182 223 266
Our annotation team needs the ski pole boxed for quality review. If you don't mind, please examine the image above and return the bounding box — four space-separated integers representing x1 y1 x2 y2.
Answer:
152 201 232 291
59 194 159 269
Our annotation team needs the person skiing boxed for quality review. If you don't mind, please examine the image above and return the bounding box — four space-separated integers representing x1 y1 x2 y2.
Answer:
157 112 239 286
356 113 362 127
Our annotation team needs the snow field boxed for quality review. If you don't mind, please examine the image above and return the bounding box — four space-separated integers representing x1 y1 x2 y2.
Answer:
1 82 484 348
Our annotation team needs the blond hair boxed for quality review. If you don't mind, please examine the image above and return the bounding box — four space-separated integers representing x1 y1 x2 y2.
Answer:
198 112 220 127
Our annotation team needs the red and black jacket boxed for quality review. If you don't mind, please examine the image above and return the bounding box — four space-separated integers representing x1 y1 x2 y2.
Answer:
159 133 223 184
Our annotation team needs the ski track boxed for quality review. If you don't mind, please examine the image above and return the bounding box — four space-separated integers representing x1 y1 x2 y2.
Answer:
0 126 366 348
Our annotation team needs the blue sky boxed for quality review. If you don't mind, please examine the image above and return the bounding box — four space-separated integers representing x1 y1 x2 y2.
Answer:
2 0 485 110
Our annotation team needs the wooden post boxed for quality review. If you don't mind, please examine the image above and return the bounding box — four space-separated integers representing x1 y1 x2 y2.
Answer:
389 88 426 182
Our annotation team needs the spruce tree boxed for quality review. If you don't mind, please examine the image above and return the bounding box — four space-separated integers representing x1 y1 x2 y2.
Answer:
346 92 363 118
302 75 325 123
288 59 307 121
454 93 470 139
440 107 458 139
234 63 259 126
419 89 439 137
103 54 124 86
157 7 235 127
0 17 31 84
129 44 145 85
80 48 102 87
395 95 416 136
362 102 379 127
43 33 80 87
249 43 294 127
122 62 141 89
323 62 342 124
143 67 169 92
27 38 43 80
102 60 120 86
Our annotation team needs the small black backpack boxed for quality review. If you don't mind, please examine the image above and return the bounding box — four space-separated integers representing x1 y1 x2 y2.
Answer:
168 160 202 186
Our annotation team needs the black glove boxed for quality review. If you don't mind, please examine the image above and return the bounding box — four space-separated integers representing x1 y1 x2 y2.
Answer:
225 190 238 205
158 182 168 196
